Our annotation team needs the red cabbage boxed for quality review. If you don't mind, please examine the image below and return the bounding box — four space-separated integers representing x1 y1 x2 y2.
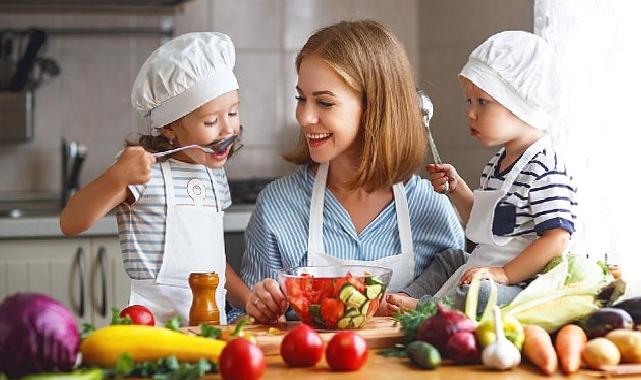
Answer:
0 293 80 378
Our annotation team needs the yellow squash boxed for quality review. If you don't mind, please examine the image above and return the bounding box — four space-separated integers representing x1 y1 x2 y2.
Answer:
80 325 226 367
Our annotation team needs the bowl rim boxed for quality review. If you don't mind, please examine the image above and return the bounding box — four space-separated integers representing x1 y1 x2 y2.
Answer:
276 264 393 279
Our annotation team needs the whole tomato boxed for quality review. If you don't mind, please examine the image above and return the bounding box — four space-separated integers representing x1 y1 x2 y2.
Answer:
220 338 266 380
325 332 368 371
119 304 155 326
280 324 324 367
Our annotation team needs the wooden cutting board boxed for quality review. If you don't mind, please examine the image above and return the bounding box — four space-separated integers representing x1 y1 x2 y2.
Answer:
180 317 403 355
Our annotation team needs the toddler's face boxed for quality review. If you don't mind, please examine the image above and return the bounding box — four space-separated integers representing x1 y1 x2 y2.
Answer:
462 79 529 147
295 56 363 165
165 90 241 168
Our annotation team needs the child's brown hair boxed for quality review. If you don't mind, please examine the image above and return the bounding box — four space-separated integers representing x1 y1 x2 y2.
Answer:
284 20 425 192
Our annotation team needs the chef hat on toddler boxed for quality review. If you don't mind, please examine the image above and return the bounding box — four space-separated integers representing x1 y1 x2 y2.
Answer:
131 32 238 132
459 31 562 131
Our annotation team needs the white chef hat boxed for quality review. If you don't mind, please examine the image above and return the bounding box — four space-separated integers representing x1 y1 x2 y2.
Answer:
131 32 238 131
459 31 562 131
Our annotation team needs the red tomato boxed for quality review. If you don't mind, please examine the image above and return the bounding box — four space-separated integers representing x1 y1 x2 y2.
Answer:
119 304 155 326
367 298 380 318
280 324 324 367
325 332 368 371
220 338 266 380
320 298 344 328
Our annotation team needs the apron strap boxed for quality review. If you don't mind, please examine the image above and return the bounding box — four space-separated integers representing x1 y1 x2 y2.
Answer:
392 182 415 278
206 168 221 212
491 135 551 191
307 163 328 256
160 161 175 206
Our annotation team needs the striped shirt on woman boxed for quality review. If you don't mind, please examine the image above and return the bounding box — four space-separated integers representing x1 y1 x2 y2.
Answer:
481 141 577 239
116 159 231 280
240 164 466 289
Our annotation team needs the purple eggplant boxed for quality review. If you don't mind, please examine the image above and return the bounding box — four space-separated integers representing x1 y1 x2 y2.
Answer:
613 297 641 325
583 308 634 339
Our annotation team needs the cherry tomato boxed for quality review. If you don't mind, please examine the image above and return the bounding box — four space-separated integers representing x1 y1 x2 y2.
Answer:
280 323 324 367
119 304 155 326
325 332 368 371
220 338 266 380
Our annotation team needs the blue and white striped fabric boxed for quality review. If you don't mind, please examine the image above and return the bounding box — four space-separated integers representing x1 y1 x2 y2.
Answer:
240 165 465 289
481 143 577 237
116 159 231 280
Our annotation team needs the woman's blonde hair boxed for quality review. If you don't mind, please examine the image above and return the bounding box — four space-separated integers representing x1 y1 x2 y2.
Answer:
284 20 425 192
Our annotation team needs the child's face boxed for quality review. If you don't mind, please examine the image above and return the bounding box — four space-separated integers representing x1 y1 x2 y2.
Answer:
164 90 240 168
295 56 363 164
462 79 529 147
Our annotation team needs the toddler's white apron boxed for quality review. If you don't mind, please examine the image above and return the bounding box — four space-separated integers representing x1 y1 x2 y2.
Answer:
306 163 415 292
435 136 550 298
129 161 227 325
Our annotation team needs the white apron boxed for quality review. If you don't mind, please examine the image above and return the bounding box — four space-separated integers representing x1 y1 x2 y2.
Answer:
435 136 551 298
129 161 227 325
306 163 415 292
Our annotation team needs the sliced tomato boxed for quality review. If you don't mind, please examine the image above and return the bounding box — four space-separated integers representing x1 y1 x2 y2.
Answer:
285 277 302 299
320 298 344 328
345 273 365 293
367 298 380 318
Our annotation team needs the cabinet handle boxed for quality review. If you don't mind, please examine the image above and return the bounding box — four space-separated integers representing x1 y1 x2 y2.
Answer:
97 247 108 318
75 246 85 318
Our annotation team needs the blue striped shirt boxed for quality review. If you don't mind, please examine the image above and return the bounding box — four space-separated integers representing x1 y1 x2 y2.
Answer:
481 143 577 238
240 165 465 289
116 159 231 280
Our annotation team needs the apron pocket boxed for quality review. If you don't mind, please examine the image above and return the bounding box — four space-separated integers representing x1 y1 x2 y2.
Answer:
493 204 516 235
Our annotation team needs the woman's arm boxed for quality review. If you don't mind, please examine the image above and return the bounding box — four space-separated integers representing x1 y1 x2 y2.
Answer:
59 147 155 236
224 263 250 309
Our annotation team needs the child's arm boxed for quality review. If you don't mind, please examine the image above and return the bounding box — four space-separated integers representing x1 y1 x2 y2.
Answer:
460 228 570 284
224 263 250 309
59 147 155 236
427 164 474 223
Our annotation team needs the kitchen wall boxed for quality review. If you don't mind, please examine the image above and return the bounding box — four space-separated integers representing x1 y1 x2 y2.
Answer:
0 0 533 196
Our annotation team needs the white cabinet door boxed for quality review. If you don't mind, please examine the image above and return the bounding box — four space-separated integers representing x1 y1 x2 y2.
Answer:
0 239 93 325
89 237 132 327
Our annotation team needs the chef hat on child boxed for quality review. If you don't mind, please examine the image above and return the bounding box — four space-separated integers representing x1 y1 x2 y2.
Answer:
131 32 238 131
459 31 562 131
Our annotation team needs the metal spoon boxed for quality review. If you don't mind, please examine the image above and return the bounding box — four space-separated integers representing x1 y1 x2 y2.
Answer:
417 89 449 194
152 134 238 158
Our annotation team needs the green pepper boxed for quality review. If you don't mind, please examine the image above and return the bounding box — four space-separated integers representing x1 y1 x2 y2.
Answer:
21 368 104 380
476 314 525 351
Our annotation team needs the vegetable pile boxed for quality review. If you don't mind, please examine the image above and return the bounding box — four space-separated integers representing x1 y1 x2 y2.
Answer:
283 272 386 329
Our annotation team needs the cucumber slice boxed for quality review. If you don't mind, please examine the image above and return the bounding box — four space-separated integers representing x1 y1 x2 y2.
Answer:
339 284 355 304
344 308 360 318
365 283 383 299
361 300 371 315
365 276 384 286
340 283 367 309
337 317 351 329
351 315 366 328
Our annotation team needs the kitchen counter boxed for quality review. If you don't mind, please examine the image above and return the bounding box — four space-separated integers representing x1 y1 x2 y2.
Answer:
205 353 595 379
0 204 255 238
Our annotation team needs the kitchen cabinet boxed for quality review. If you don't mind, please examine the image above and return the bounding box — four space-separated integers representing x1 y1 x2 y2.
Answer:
0 236 131 326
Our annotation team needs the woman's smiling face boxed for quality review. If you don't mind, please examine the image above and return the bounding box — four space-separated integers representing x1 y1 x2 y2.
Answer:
295 56 363 164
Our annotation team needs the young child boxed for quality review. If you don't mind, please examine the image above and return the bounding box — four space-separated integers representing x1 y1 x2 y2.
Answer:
60 32 249 324
385 31 577 314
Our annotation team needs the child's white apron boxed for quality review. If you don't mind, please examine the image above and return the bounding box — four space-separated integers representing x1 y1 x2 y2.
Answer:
435 136 550 298
306 163 415 292
129 161 227 325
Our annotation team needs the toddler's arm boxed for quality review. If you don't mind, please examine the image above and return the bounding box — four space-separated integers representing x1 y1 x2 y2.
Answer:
225 263 250 309
60 146 155 235
460 228 569 285
427 164 474 223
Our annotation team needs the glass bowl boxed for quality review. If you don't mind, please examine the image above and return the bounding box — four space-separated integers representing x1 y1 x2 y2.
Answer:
277 265 392 329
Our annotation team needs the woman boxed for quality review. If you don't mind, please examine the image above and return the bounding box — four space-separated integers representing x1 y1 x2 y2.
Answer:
241 20 465 323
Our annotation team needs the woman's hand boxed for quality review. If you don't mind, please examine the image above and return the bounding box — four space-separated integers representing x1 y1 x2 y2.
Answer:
376 293 419 316
245 278 288 323
459 266 509 285
111 146 156 186
427 163 460 194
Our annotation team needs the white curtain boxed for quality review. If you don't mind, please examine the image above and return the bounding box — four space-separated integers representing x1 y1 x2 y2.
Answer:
534 0 641 297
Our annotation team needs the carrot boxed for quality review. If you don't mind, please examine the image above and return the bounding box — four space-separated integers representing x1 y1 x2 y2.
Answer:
555 324 587 375
524 325 558 376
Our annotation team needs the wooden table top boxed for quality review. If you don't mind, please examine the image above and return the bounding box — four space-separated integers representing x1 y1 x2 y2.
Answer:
203 350 603 379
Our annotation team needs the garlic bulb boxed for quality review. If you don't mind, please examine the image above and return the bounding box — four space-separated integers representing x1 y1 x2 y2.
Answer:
481 306 521 370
